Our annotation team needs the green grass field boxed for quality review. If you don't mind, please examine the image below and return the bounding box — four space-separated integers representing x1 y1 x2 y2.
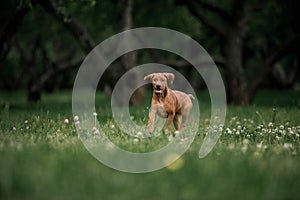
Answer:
0 89 300 200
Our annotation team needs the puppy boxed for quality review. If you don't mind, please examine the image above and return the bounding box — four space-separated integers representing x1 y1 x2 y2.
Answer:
144 72 194 134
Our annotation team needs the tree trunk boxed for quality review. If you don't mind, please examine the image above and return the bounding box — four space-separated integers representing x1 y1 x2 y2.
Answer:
0 3 29 64
115 0 144 106
223 32 249 105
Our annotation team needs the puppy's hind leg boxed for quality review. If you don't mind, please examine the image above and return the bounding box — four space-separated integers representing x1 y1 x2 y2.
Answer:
179 107 191 132
173 114 181 130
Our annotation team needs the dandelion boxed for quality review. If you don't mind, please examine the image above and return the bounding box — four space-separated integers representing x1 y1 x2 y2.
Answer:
26 126 30 130
111 124 115 129
64 119 69 124
24 120 28 124
12 127 16 131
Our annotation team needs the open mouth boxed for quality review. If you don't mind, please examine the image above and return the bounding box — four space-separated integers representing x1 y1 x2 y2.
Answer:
155 89 163 94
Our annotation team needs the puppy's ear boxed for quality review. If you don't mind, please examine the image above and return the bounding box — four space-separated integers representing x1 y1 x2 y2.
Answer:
144 73 155 82
164 73 175 85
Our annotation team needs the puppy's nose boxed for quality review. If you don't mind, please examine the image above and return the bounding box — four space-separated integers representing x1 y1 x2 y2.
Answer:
156 84 161 89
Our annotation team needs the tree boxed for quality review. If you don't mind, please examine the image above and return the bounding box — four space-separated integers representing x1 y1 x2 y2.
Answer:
177 0 300 104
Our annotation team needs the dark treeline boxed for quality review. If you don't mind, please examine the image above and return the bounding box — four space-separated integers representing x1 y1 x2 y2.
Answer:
0 0 299 105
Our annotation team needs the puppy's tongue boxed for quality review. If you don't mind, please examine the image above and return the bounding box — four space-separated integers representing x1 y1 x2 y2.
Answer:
155 90 163 94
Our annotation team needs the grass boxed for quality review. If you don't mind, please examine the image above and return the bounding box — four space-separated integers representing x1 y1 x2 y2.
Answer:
0 89 300 200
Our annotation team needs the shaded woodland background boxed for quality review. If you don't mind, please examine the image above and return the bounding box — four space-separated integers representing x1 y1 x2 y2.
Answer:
1 0 299 105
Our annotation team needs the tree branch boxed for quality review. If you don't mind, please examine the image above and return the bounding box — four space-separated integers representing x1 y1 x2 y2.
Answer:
36 0 95 53
194 0 232 20
31 58 83 92
247 34 300 99
177 0 227 37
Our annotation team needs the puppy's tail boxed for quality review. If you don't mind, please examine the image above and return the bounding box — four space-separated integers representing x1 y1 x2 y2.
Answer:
188 94 195 100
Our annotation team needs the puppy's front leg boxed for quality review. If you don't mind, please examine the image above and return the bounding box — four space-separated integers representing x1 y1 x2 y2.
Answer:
148 108 156 134
164 112 175 131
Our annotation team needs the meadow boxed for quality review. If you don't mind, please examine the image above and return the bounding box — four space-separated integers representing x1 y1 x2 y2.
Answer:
0 89 299 200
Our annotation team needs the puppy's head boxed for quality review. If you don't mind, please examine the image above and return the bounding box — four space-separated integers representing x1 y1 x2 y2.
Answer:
144 73 175 95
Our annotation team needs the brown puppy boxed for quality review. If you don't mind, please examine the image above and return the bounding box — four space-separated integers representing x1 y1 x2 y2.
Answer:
144 72 194 134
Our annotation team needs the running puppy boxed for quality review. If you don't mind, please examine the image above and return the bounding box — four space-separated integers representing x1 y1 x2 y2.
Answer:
144 72 194 134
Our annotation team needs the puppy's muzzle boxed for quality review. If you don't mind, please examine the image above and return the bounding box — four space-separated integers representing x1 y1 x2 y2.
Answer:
155 84 163 94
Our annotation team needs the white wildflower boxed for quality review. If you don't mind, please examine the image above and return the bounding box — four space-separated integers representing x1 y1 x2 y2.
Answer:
279 125 284 129
219 126 223 132
93 112 98 116
283 143 293 150
137 131 143 137
226 128 232 134
74 115 79 122
92 127 100 135
256 143 263 149
133 138 139 143
64 119 69 124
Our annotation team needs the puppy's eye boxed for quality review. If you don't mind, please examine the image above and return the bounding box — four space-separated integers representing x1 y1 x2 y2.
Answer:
161 79 165 82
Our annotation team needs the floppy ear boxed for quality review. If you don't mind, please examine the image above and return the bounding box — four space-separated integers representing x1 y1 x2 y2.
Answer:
164 73 175 85
144 73 155 82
